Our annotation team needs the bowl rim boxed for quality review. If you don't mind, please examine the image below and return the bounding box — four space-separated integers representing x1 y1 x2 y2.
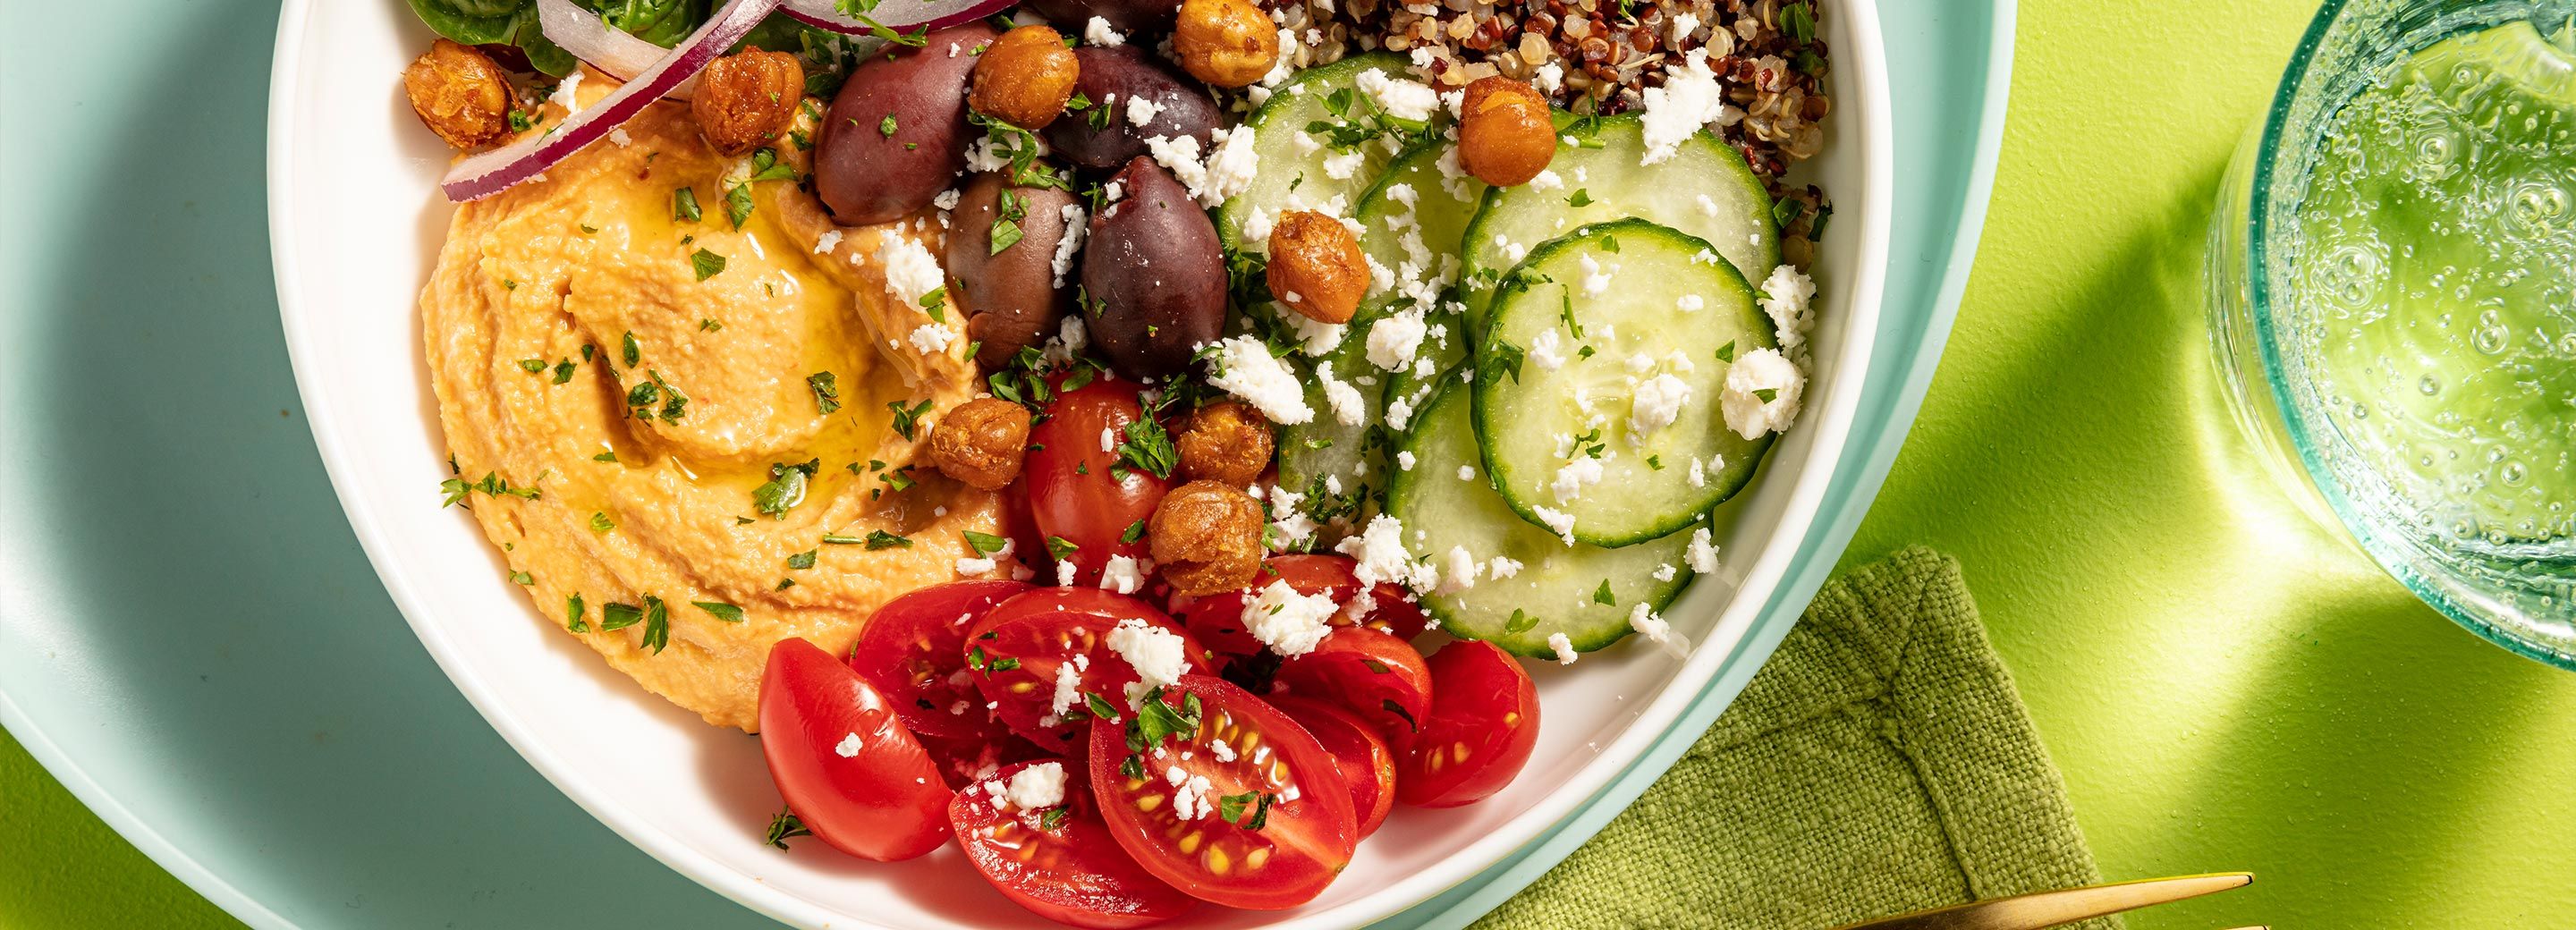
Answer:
260 1 1896 925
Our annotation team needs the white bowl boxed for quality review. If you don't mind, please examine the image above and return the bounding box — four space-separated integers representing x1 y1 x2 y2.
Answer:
266 4 1891 926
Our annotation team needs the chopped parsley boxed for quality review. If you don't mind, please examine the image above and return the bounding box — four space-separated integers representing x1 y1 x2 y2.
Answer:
565 593 589 632
788 548 818 570
673 187 702 223
807 371 843 415
764 807 811 850
752 459 821 518
589 512 614 533
1046 536 1079 561
692 601 747 623
962 530 1010 554
888 398 934 441
1592 579 1616 605
862 530 911 550
691 248 728 281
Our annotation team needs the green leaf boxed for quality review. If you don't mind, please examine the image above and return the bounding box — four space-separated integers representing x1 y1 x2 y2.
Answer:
724 183 754 229
764 807 810 850
1120 520 1148 544
1504 608 1538 633
1592 579 1615 605
752 459 820 518
1753 387 1779 403
693 601 747 623
641 596 671 653
673 186 702 223
1566 189 1593 207
1114 417 1178 480
565 592 589 632
551 359 576 384
589 512 614 533
989 218 1024 255
807 371 843 415
517 358 547 373
863 530 911 550
888 397 934 440
691 248 728 281
787 549 818 570
1715 340 1737 363
963 530 1010 555
1122 687 1203 753
623 331 641 367
1039 807 1069 830
600 601 645 630
1046 536 1079 560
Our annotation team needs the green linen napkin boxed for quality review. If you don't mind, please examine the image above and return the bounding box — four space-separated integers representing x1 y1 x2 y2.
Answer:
1475 547 2117 930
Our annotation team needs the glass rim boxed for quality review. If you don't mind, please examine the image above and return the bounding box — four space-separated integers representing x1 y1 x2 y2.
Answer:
2236 0 2576 665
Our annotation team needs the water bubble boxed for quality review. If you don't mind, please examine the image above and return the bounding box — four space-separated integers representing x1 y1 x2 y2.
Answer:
2473 325 2511 354
2502 461 2529 486
2420 375 2442 395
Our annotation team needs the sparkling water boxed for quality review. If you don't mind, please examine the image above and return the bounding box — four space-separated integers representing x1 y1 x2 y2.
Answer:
2279 19 2576 562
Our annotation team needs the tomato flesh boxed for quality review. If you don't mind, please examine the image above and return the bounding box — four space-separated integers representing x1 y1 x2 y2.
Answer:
846 579 1031 739
968 588 1209 756
1265 695 1397 838
1269 626 1432 749
1396 640 1539 808
758 638 953 860
1168 554 1428 659
1027 377 1170 586
1088 675 1356 910
918 730 1054 790
951 760 1197 929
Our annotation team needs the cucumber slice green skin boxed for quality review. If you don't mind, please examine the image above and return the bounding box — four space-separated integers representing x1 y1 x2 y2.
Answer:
1474 219 1777 547
1273 333 1387 537
1350 138 1482 426
1457 114 1779 340
1213 51 1419 253
1385 380 1695 657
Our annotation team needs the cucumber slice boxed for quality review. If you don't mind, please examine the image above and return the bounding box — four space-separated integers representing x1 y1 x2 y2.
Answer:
1456 114 1778 337
1350 138 1482 428
1272 337 1386 539
1215 51 1420 252
1385 380 1695 657
1475 219 1776 546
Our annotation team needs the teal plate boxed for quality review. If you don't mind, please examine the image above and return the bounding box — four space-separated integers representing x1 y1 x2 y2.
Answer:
0 1 2008 926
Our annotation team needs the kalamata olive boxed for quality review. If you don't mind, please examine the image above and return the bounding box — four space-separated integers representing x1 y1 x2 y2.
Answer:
947 173 1080 369
1082 156 1226 379
816 23 999 226
1042 46 1223 172
1023 0 1180 37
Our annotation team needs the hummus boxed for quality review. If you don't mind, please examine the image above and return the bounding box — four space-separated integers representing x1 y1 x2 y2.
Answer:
421 73 1003 731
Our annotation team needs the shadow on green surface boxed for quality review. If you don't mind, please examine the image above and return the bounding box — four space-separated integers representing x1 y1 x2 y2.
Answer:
2 4 774 927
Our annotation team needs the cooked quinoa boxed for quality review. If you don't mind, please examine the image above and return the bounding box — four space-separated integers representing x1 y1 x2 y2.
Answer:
1257 0 1833 265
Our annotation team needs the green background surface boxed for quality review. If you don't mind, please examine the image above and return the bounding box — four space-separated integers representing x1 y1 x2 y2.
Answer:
8 1 2575 929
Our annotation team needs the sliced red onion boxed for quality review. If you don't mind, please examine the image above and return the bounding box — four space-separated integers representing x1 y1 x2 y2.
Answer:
535 0 674 84
777 0 1018 36
442 0 783 201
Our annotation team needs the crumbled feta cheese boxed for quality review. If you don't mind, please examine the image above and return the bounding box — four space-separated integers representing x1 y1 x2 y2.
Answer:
1106 618 1190 697
1551 456 1604 503
1630 374 1691 443
1084 15 1126 46
1397 451 1417 470
963 134 1013 172
1335 515 1419 590
607 126 632 148
1385 396 1416 431
1172 774 1216 820
1004 761 1067 810
1758 264 1818 352
1319 363 1368 426
1457 464 1476 481
1668 11 1700 45
1677 293 1705 312
1720 348 1805 439
1126 95 1164 127
1207 336 1315 424
1438 545 1479 594
1530 504 1578 545
1639 50 1726 165
1323 148 1366 180
1653 562 1678 582
1243 579 1338 657
876 235 945 307
1364 306 1428 372
957 538 1014 576
1527 170 1564 191
1056 560 1078 587
549 69 584 114
1355 68 1439 121
834 731 864 757
1529 328 1568 370
1579 252 1614 295
1547 632 1579 664
1687 527 1721 573
1050 203 1089 287
935 189 963 211
1048 655 1089 717
1281 311 1347 356
1687 457 1708 488
1210 739 1236 762
1696 194 1720 217
1488 555 1523 579
1628 603 1687 657
1099 554 1145 595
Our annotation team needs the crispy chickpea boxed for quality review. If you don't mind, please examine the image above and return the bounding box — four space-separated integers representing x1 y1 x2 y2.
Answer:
1173 0 1279 88
692 49 805 156
1175 401 1273 486
402 39 514 149
1150 480 1266 596
1265 210 1369 324
970 25 1081 129
928 398 1033 491
1457 76 1556 187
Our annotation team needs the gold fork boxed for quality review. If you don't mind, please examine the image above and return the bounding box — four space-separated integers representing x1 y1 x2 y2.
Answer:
1828 872 2256 930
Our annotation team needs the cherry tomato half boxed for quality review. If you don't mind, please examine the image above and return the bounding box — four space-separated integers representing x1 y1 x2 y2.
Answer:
758 638 953 861
1266 695 1397 838
951 760 1198 929
1168 554 1429 659
1089 675 1356 910
968 588 1211 755
1270 626 1433 749
847 579 1033 740
1027 376 1170 586
918 730 1055 790
1396 640 1538 808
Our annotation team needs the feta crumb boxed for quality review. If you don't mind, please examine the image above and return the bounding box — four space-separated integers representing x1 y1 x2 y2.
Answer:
1654 562 1678 582
1547 632 1578 664
1056 559 1078 587
908 323 955 354
549 69 584 114
957 538 1014 576
1336 514 1421 591
1530 503 1578 545
1527 170 1564 191
1457 464 1477 481
1719 348 1805 440
1529 328 1568 371
1206 336 1315 424
1365 306 1428 372
1172 774 1216 820
1050 203 1089 287
1106 618 1191 696
1323 148 1366 180
1126 95 1165 128
1003 761 1067 810
1243 579 1338 657
1354 68 1439 121
1687 527 1721 573
1438 545 1479 594
1534 62 1564 93
1758 264 1818 352
1084 15 1126 46
1551 456 1605 503
1210 739 1236 762
1629 374 1691 443
1048 655 1089 717
1579 253 1614 295
1639 50 1726 165
875 235 945 307
834 731 864 757
935 188 963 211
1397 451 1417 470
1098 554 1145 595
812 229 843 254
1488 555 1524 579
607 126 632 148
1319 363 1368 427
1281 311 1347 356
